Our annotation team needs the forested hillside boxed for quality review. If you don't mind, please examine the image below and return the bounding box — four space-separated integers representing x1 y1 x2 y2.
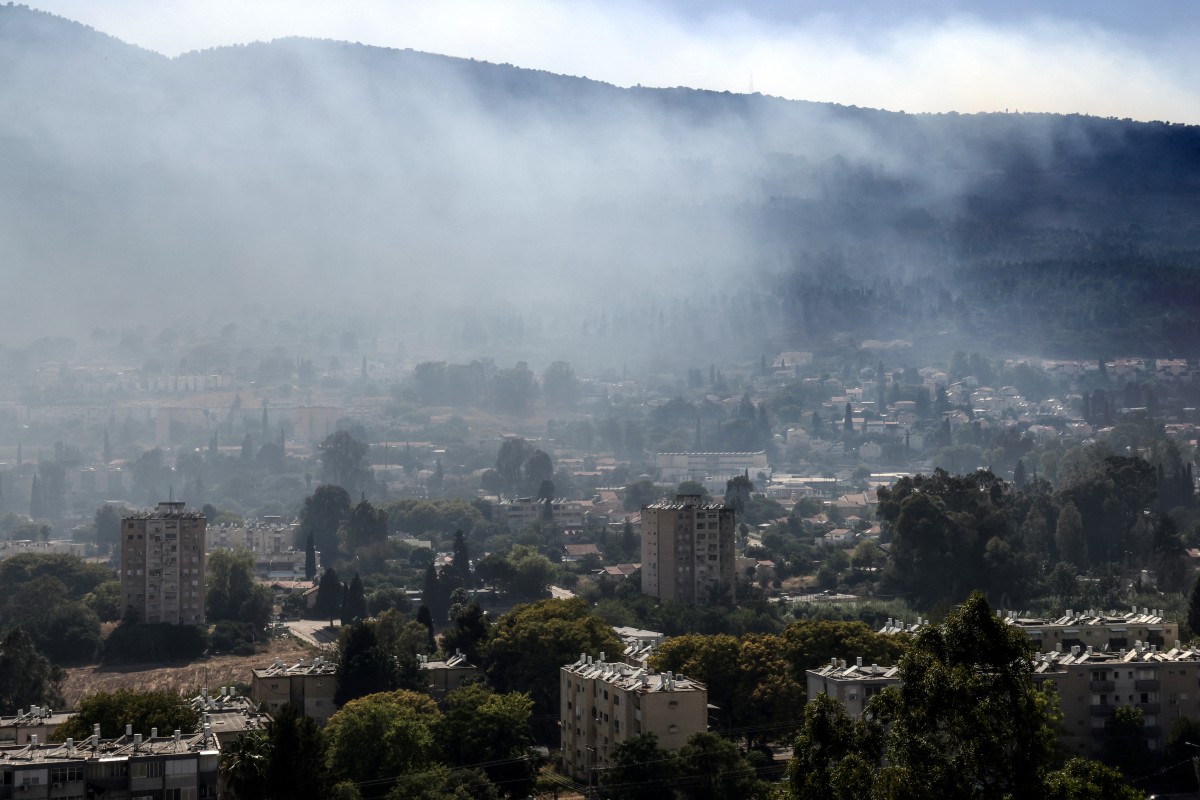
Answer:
3 4 1199 361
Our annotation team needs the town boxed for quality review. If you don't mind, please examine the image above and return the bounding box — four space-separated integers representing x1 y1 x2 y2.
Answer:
1 334 1198 797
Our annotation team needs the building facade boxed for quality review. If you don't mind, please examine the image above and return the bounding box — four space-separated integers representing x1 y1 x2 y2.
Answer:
641 494 736 604
120 501 207 625
0 728 220 799
805 658 901 719
1003 608 1176 653
560 654 708 782
1033 641 1200 758
250 656 338 722
493 498 587 531
654 451 769 489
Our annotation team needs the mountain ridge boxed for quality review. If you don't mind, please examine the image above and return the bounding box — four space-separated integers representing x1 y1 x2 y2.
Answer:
3 3 1200 360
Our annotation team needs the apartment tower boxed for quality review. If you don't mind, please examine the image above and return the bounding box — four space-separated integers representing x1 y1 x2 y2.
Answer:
120 501 207 625
641 493 736 604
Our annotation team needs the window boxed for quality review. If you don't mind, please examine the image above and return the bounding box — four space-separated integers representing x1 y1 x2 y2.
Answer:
130 761 164 779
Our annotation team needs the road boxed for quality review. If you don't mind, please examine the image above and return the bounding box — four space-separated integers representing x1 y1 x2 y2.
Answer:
284 619 341 649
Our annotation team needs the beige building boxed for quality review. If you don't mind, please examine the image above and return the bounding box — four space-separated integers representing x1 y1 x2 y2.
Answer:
1003 608 1176 652
493 498 586 531
560 654 708 782
419 652 480 696
0 727 220 799
120 501 207 625
809 637 1200 759
1033 641 1200 758
655 451 770 489
641 494 736 604
250 656 338 722
0 706 72 747
806 658 901 719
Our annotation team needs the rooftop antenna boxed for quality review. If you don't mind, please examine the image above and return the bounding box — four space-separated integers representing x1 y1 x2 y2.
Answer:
749 73 754 93
169 484 174 502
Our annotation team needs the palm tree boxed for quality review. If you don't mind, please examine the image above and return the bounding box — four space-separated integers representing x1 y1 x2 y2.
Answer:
220 730 269 799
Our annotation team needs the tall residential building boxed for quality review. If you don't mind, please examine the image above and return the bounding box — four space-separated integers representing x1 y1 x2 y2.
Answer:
121 501 207 625
641 493 736 604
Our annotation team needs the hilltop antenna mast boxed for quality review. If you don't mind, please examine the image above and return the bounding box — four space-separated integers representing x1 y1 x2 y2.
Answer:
748 73 754 94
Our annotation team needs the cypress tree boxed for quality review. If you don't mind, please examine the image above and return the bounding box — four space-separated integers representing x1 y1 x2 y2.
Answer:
1188 574 1200 640
304 532 317 581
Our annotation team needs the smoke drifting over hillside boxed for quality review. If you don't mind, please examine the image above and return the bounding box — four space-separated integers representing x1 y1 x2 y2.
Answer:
3 6 1200 364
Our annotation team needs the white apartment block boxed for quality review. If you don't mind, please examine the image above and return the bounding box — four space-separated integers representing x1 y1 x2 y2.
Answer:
560 654 708 782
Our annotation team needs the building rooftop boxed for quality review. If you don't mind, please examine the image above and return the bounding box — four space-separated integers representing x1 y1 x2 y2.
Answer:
0 729 217 766
419 653 476 671
809 657 901 681
563 654 704 693
1001 607 1170 628
645 495 731 511
123 501 206 521
252 655 336 678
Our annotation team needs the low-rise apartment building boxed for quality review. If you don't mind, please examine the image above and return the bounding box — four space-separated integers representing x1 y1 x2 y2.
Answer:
1003 608 1176 653
0 707 72 747
250 655 338 722
493 498 587 531
419 653 479 696
560 654 707 782
1033 641 1200 758
805 658 902 719
0 726 220 799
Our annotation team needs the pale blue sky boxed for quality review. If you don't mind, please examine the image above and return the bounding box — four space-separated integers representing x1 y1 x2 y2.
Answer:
29 0 1200 122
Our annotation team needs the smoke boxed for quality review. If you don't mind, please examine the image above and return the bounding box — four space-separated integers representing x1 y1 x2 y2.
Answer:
26 0 1200 123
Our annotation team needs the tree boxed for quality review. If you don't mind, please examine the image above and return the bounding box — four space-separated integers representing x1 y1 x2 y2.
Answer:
872 592 1059 798
1189 574 1200 640
451 530 471 589
343 500 388 551
434 685 534 795
602 733 678 800
319 430 371 496
1056 502 1087 570
523 449 553 496
788 692 880 800
0 626 64 714
507 544 555 599
305 533 317 581
342 573 368 624
324 690 440 798
221 729 270 800
494 438 533 498
675 731 768 800
300 485 352 563
542 361 578 409
440 602 490 664
94 504 121 552
725 474 753 516
1042 758 1144 800
335 620 423 706
416 604 436 651
484 598 621 717
207 549 273 628
316 568 343 628
55 688 199 740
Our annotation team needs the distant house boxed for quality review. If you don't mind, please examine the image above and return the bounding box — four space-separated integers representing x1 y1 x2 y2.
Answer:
596 563 639 584
420 652 479 696
563 543 602 562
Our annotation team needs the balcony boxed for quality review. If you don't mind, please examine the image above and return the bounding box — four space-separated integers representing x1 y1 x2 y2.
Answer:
1135 679 1160 691
1089 680 1115 693
1090 705 1115 716
1137 702 1160 715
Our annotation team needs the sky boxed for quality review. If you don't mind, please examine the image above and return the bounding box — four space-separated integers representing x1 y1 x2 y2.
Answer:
25 0 1200 123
